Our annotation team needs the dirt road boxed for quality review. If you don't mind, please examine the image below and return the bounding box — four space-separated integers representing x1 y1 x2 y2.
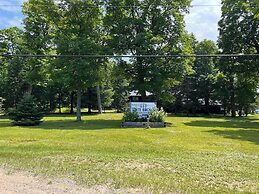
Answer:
0 168 141 194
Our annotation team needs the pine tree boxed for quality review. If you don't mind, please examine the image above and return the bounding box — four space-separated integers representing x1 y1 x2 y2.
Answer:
8 95 44 126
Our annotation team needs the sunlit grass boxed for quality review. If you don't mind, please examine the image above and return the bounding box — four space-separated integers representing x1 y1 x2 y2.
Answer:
0 113 258 193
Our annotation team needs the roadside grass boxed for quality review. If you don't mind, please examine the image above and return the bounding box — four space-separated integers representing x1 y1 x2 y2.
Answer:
0 113 258 193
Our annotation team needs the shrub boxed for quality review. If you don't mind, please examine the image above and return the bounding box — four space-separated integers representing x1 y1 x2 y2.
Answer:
8 95 44 126
148 108 167 122
123 109 140 122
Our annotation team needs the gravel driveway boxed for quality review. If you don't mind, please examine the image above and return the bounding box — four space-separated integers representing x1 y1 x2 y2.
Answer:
0 168 141 194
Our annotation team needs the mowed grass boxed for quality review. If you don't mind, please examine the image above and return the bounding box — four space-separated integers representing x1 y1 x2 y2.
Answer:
0 113 258 193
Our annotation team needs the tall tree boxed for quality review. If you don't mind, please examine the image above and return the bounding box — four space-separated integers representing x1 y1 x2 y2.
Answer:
111 61 129 112
170 39 218 115
52 0 103 121
22 0 56 94
0 28 27 108
104 0 194 102
194 40 218 114
218 0 259 117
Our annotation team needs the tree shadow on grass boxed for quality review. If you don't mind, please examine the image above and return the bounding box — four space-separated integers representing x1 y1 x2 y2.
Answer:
44 113 100 118
184 120 259 129
169 113 259 121
0 121 11 128
29 119 122 130
0 114 123 130
184 119 259 144
206 129 259 145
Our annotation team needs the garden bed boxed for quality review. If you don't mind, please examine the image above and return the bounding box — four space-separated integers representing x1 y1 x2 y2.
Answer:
121 121 165 128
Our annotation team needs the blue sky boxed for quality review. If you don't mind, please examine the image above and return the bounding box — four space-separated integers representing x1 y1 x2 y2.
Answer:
185 0 221 41
0 0 221 42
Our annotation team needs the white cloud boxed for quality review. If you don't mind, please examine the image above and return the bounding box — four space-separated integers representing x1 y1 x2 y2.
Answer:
0 0 222 42
185 0 222 42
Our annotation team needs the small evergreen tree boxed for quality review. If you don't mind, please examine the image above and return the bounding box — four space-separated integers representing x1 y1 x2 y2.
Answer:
8 95 44 126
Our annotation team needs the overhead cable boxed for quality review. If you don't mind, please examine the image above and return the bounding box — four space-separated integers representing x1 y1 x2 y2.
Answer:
1 53 259 58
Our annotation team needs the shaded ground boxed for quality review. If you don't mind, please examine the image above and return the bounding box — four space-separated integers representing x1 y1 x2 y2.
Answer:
184 118 259 144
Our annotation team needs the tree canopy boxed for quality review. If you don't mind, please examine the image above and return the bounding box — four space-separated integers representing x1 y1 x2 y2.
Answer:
0 0 258 119
104 0 194 100
218 0 259 117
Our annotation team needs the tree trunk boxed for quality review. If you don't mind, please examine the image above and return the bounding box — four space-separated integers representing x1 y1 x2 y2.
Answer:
88 104 92 113
230 76 236 118
238 109 242 117
230 93 236 117
76 90 82 122
96 85 102 114
87 88 92 113
58 92 62 114
140 90 146 102
223 106 226 117
70 91 75 114
49 94 55 112
137 77 146 102
136 57 146 102
245 106 248 116
204 96 210 115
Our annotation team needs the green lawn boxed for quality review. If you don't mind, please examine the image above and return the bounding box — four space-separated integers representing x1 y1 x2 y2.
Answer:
0 113 258 193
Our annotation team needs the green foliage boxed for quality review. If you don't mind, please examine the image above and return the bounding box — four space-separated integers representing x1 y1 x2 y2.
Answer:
122 109 139 122
148 108 167 122
1 0 258 119
123 108 167 122
51 0 104 120
100 62 114 108
172 39 219 115
22 0 55 91
112 82 128 112
82 85 114 112
8 95 44 126
219 0 259 54
101 84 114 108
111 64 129 112
193 39 219 114
0 28 27 108
218 0 259 117
52 0 103 90
104 0 194 101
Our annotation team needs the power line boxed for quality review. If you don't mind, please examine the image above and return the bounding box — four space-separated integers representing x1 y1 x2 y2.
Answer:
1 54 259 58
0 4 223 7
